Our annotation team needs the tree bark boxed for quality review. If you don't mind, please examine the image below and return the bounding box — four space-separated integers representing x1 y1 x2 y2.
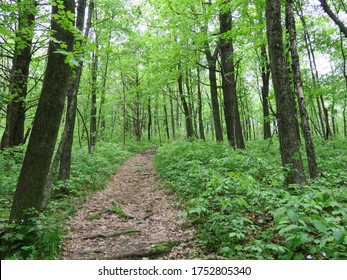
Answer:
319 0 347 38
266 0 306 184
286 0 319 179
204 43 223 141
10 0 75 222
197 66 205 141
0 0 37 150
178 65 194 138
219 6 245 148
59 0 92 180
260 44 272 140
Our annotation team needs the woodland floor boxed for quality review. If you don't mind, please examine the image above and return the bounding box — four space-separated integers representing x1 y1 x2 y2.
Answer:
60 149 198 260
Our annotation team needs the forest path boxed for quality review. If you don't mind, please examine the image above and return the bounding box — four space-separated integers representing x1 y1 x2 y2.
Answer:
60 149 196 259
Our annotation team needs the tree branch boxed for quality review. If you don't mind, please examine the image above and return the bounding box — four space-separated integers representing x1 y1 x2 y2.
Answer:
319 0 347 38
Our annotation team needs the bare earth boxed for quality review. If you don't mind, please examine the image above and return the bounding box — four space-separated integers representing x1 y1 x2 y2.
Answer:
60 149 196 260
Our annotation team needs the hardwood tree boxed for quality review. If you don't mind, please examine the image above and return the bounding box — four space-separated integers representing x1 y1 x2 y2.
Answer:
265 0 306 184
286 0 319 179
219 1 245 148
0 0 37 150
10 0 75 222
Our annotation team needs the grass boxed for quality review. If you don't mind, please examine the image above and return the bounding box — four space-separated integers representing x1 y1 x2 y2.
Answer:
154 138 347 260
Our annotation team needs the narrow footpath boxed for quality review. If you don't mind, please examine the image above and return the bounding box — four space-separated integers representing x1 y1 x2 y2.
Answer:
61 149 196 260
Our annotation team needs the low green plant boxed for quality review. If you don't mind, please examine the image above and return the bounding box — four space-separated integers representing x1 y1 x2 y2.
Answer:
0 209 65 260
155 139 347 259
0 141 136 259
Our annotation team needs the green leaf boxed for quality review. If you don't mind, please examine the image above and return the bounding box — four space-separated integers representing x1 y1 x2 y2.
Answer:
278 224 299 235
312 219 328 233
274 207 287 222
0 27 12 36
287 209 298 222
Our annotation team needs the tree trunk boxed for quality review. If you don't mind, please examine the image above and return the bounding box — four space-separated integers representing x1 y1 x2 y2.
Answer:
59 0 92 180
178 65 194 139
197 66 205 141
266 0 306 184
147 97 152 141
260 45 272 140
90 49 98 150
286 0 319 179
0 0 37 150
296 4 330 140
169 94 176 140
204 44 223 141
10 0 75 222
219 6 245 148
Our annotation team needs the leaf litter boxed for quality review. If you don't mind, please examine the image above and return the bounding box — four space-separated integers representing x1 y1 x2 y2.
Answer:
60 149 197 260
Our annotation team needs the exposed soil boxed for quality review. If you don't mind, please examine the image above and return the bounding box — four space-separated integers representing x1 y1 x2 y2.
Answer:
60 149 197 260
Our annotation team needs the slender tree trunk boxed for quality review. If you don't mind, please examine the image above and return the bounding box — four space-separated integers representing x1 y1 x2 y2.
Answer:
204 44 223 141
266 0 306 184
90 50 98 150
97 25 112 140
178 65 194 138
286 0 319 179
147 97 152 141
164 102 170 140
341 34 347 137
318 0 347 38
197 66 205 141
219 6 245 148
169 94 176 140
10 0 75 222
58 0 92 181
1 0 37 150
260 45 272 139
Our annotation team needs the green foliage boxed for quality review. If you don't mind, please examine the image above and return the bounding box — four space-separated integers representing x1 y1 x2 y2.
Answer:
0 141 133 259
155 140 347 259
1 209 65 260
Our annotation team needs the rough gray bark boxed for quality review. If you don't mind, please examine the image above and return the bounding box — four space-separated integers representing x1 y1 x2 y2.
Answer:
0 0 37 150
266 0 306 184
219 6 245 148
286 0 319 179
59 0 94 179
204 43 223 141
10 0 75 222
178 65 194 139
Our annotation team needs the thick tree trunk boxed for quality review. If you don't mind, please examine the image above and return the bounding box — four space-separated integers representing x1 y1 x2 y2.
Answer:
10 0 75 222
286 0 319 179
219 7 245 148
266 0 306 184
0 0 37 150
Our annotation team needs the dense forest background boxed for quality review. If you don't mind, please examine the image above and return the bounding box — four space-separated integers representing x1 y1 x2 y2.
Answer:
0 0 346 260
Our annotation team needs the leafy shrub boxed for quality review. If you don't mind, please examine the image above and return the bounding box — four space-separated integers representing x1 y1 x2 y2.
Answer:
155 140 347 259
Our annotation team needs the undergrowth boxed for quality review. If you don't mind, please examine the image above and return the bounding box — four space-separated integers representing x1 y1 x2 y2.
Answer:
0 141 139 259
154 139 347 260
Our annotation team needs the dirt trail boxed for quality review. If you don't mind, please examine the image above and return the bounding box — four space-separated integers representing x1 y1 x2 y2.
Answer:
61 149 195 260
